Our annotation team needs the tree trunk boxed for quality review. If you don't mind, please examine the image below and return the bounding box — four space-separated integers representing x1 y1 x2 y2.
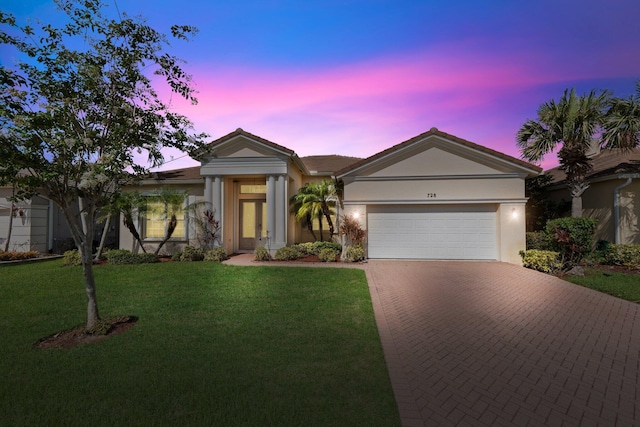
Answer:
95 213 111 260
571 196 583 218
305 213 317 241
62 202 101 331
124 213 146 253
4 185 15 252
81 239 100 331
154 214 177 255
322 203 335 238
568 181 589 218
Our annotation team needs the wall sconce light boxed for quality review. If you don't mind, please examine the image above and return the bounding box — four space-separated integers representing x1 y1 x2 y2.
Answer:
511 208 518 219
352 211 360 220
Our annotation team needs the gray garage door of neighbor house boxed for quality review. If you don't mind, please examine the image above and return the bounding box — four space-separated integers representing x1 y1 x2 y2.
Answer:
367 205 498 260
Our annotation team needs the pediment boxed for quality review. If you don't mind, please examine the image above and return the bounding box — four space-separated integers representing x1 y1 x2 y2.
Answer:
212 136 284 158
340 132 538 179
370 144 503 177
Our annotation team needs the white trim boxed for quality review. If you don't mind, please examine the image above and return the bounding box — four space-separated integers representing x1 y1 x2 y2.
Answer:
343 198 528 205
350 174 524 181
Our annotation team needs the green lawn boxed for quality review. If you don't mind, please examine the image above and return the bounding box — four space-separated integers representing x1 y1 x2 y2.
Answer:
0 260 399 426
565 268 640 303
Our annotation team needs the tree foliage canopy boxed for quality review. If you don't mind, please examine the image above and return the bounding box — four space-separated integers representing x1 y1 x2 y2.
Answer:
516 86 640 217
0 0 208 330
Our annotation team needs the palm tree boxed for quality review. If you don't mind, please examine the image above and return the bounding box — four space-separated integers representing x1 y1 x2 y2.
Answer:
148 188 186 255
290 179 337 241
603 82 640 150
517 88 609 217
289 185 322 241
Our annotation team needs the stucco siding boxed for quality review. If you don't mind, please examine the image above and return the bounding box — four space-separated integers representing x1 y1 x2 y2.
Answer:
548 179 640 244
344 177 524 203
368 146 503 177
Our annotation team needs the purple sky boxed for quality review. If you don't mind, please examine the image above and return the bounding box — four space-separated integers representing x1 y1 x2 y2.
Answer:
3 0 640 171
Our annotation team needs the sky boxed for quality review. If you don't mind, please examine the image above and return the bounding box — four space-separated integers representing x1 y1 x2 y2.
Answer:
2 0 640 171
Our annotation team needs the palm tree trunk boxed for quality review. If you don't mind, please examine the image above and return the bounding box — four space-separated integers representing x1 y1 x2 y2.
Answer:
4 184 15 252
568 181 589 217
94 213 111 260
154 214 177 255
305 213 317 241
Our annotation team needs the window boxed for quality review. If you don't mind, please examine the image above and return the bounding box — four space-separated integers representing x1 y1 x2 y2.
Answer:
144 196 186 240
240 184 266 194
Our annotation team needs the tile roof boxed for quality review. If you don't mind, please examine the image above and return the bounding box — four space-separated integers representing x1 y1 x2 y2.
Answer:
336 127 542 176
546 147 640 183
150 166 202 181
301 155 362 174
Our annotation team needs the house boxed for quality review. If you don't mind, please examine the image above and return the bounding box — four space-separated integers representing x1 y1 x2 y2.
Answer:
119 127 541 264
0 187 118 254
546 147 640 244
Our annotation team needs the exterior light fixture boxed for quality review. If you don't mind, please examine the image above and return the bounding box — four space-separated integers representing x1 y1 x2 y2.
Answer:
511 208 518 219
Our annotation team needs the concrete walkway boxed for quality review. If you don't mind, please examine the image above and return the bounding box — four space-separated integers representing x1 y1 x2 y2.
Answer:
225 255 640 426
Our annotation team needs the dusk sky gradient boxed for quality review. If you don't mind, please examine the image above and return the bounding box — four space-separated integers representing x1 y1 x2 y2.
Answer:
3 0 640 170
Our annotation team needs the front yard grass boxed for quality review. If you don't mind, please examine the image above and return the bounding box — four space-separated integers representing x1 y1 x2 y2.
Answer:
565 268 640 303
0 260 399 426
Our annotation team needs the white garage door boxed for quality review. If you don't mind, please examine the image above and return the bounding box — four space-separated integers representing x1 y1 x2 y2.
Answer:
367 205 497 260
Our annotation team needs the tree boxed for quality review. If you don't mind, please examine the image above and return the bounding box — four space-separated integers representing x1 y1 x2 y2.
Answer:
145 188 186 255
603 82 640 150
290 179 337 241
110 191 148 253
290 184 322 241
517 89 609 217
0 1 208 331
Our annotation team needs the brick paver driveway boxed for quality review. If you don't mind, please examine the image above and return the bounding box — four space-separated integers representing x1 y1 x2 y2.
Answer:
363 260 640 426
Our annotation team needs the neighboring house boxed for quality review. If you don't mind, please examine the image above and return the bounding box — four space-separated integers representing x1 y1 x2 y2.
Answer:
120 127 540 264
546 147 640 245
0 186 117 254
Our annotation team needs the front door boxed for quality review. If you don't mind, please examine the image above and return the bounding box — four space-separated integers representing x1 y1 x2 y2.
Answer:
239 200 267 251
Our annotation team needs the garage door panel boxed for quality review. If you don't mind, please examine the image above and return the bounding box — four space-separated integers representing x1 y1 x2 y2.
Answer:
368 206 497 260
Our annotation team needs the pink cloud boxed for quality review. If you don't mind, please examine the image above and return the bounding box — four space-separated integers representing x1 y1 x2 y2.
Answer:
150 39 640 171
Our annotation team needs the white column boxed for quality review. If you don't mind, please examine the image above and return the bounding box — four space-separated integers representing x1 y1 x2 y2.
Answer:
266 175 276 245
275 174 286 245
212 176 222 222
204 176 212 206
212 176 223 245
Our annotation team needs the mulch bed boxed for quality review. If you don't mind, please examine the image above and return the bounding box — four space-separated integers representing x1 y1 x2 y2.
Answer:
34 316 138 349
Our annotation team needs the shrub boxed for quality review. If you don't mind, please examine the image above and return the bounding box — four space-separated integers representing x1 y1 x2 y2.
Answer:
311 241 341 255
62 249 82 266
0 250 40 262
171 251 182 262
520 250 563 273
106 249 159 265
274 246 302 261
294 242 315 255
604 244 640 269
204 248 228 262
254 246 272 261
180 246 205 262
545 217 597 264
526 232 551 250
344 244 365 262
138 253 161 264
340 214 366 246
318 248 339 262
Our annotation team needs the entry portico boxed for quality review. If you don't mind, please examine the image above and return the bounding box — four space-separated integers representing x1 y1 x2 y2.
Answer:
198 128 308 253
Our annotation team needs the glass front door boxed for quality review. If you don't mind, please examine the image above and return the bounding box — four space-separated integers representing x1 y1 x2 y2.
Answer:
239 200 267 251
